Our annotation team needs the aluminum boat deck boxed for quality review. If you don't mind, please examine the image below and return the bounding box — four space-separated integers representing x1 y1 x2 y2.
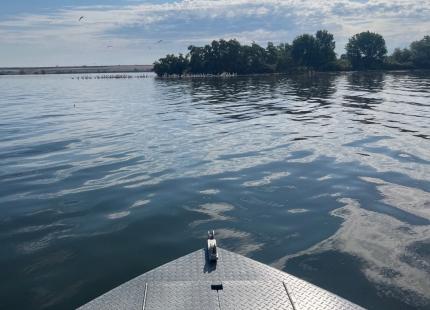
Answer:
79 247 364 309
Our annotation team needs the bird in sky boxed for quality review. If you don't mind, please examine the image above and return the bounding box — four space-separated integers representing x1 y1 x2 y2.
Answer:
157 40 163 44
79 16 85 22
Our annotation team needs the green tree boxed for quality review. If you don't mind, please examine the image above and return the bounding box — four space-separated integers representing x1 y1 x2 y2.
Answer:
266 42 278 67
188 45 205 73
291 30 336 70
291 34 318 69
275 43 294 72
410 36 430 68
391 48 412 64
153 53 189 76
385 47 413 69
154 32 427 76
205 40 220 73
346 31 387 70
239 42 271 74
315 30 336 69
219 39 241 73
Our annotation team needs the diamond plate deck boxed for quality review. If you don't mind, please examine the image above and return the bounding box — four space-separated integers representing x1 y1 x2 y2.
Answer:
79 248 365 309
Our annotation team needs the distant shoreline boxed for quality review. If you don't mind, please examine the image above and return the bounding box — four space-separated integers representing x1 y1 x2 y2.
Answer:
154 69 430 78
1 66 427 78
0 65 153 76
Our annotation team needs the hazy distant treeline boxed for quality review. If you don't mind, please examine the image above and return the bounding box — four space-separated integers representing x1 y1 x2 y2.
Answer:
0 65 153 76
153 31 430 76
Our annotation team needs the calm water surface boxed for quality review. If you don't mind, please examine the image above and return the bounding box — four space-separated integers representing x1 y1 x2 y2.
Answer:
0 72 430 309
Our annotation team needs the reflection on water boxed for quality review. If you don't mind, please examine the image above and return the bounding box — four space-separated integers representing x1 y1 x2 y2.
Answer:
0 72 429 309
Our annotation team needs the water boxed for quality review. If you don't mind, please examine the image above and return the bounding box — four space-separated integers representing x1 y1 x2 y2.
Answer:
0 72 429 309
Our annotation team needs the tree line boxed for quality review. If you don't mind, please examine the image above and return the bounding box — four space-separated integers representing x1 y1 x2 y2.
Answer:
153 31 430 76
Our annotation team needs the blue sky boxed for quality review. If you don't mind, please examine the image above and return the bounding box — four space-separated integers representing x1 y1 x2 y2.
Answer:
0 0 429 67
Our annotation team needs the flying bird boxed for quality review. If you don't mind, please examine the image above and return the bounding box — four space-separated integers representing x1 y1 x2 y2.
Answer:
79 16 85 22
157 40 163 44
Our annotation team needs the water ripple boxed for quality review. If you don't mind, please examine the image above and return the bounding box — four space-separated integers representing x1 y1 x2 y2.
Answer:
0 72 429 309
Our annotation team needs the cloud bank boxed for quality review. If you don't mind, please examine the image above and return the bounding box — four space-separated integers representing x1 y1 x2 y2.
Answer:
0 0 429 66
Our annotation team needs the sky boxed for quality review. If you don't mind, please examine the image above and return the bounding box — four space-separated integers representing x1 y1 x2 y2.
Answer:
0 0 429 67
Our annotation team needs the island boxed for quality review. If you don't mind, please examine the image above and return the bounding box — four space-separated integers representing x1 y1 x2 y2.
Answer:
153 31 430 77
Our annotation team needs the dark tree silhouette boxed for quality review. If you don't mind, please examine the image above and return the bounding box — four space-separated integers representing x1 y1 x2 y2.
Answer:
291 34 318 69
391 48 412 64
153 32 429 76
410 36 430 68
275 43 294 72
291 30 336 70
153 54 189 76
346 31 387 70
315 30 336 69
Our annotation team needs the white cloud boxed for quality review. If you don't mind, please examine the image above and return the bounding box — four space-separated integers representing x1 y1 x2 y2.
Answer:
273 197 430 301
0 0 429 66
